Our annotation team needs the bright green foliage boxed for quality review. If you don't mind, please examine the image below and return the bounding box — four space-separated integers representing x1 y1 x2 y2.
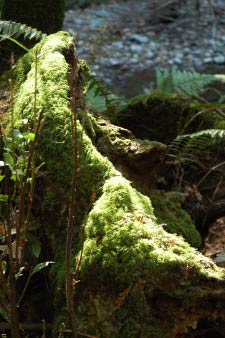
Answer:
80 179 223 284
150 191 201 248
80 176 156 282
13 32 74 188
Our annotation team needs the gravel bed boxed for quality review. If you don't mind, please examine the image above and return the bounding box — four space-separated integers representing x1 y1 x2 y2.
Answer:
63 0 225 93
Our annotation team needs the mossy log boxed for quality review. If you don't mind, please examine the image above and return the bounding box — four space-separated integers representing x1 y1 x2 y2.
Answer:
84 115 167 188
8 32 225 337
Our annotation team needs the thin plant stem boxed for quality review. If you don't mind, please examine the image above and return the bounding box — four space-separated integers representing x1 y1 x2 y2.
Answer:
179 105 225 135
15 50 42 265
3 71 20 338
17 270 32 306
197 160 225 187
65 52 79 338
3 190 20 338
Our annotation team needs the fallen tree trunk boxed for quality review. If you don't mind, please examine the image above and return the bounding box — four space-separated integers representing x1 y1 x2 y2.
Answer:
4 32 225 338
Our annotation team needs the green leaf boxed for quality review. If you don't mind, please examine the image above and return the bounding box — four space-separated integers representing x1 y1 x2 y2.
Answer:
17 155 26 165
1 260 7 274
3 152 14 167
31 239 41 258
15 266 25 280
31 261 54 276
0 306 9 322
86 87 106 113
0 175 5 182
0 194 8 202
13 129 24 139
94 87 101 97
12 169 24 176
11 169 24 182
24 133 35 141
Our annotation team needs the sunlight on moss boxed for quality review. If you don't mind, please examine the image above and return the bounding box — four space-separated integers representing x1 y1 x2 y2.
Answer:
11 32 225 338
80 176 224 286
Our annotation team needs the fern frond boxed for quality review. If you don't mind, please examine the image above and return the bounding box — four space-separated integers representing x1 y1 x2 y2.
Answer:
85 74 126 114
168 129 225 164
156 69 173 93
0 20 46 42
172 70 215 97
156 69 216 97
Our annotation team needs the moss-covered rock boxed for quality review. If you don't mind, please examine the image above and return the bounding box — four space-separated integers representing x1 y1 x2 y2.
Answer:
11 32 225 338
116 91 190 144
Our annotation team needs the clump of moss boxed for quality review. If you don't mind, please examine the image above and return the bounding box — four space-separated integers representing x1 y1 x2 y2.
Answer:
116 90 190 144
77 175 225 337
150 190 201 248
80 177 223 285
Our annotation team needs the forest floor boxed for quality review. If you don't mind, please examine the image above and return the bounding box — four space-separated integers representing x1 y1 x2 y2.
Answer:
63 0 225 97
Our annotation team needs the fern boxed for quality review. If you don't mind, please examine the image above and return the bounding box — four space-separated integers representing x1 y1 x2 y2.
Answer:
156 69 173 93
85 74 126 114
0 20 46 42
155 69 216 97
168 129 225 165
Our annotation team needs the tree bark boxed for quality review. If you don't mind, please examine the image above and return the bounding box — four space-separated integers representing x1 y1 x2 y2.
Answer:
0 0 65 34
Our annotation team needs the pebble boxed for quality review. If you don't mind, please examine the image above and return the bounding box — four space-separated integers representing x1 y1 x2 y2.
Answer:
130 44 143 53
130 34 149 44
203 57 213 64
108 57 122 66
146 50 155 59
63 0 225 91
214 55 225 64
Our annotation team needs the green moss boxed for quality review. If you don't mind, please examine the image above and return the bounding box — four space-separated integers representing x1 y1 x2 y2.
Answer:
87 113 166 160
150 190 201 248
12 32 225 337
77 175 224 337
80 176 223 284
116 90 190 144
13 32 73 196
13 31 117 260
